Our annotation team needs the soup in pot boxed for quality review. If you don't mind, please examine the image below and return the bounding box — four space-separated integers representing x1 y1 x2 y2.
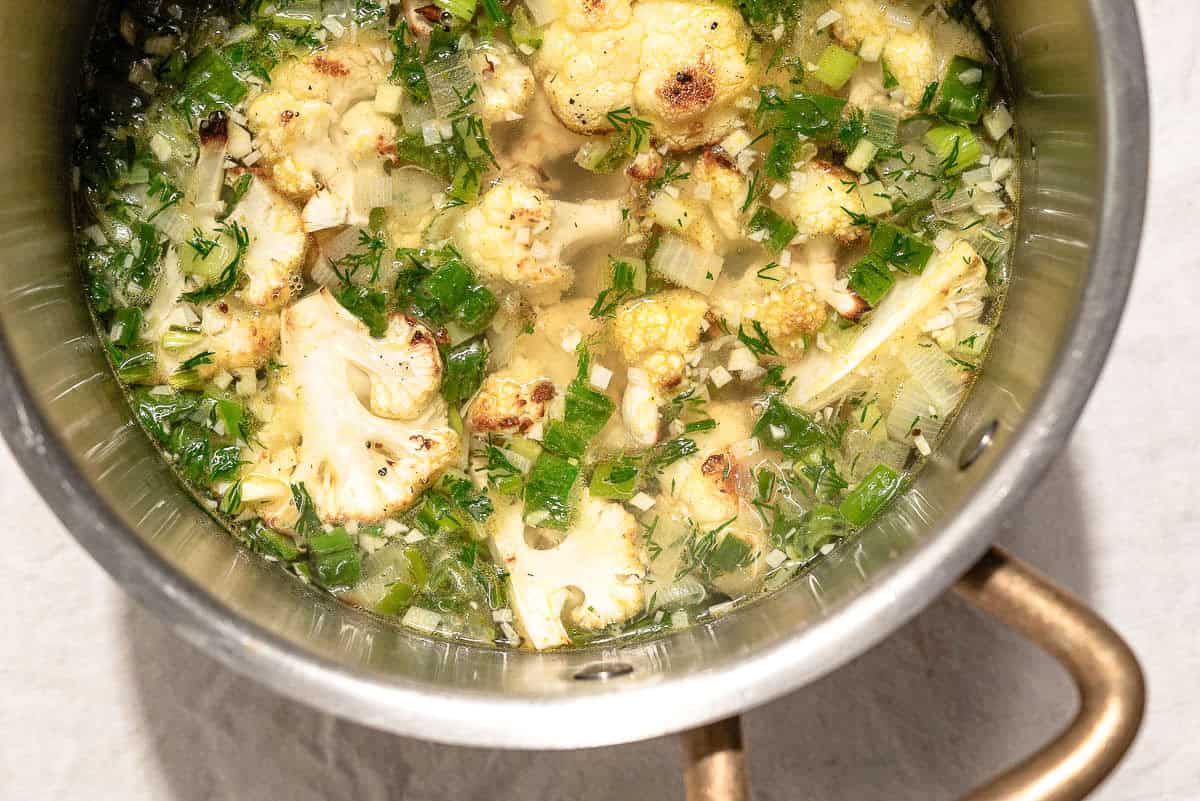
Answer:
74 0 1015 649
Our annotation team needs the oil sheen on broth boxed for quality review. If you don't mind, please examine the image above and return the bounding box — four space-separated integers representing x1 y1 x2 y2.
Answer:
74 0 1015 650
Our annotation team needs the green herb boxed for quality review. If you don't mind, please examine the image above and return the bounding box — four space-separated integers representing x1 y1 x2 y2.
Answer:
182 220 249 303
219 480 243 515
868 223 934 275
648 436 699 469
590 257 646 319
541 347 615 459
756 261 780 282
925 124 982 175
390 22 431 103
918 81 939 113
646 160 691 194
757 90 847 180
443 336 490 405
737 320 779 357
606 106 653 153
880 58 899 89
753 395 828 458
837 106 868 151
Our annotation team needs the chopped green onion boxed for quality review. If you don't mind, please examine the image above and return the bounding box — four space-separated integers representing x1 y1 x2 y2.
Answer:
839 464 903 525
109 308 142 348
215 398 249 441
924 124 982 175
510 6 543 50
219 480 242 515
375 581 415 616
113 346 157 384
748 206 798 253
936 56 996 124
244 519 302 561
704 533 751 575
308 527 362 589
161 326 204 351
174 47 247 118
649 436 699 469
541 349 615 458
847 255 895 306
812 44 860 90
868 223 934 275
590 459 640 500
524 452 580 529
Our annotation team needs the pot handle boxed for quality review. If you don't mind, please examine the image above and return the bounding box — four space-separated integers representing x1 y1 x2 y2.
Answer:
681 545 1146 801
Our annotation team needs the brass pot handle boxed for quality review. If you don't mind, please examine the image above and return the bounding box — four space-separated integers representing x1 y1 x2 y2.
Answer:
681 545 1146 801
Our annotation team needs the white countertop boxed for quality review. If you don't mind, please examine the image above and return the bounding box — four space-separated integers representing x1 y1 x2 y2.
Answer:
3 2 1197 798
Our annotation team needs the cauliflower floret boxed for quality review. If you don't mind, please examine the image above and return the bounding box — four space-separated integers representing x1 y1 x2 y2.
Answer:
489 493 647 650
471 41 535 124
535 0 644 134
246 288 459 523
140 248 281 382
786 239 985 410
690 148 748 240
339 100 399 162
246 39 390 210
832 0 987 108
611 289 708 390
662 447 766 596
453 178 622 303
535 0 753 148
466 357 557 434
776 161 867 245
632 1 754 149
611 289 708 446
714 271 828 357
226 175 306 309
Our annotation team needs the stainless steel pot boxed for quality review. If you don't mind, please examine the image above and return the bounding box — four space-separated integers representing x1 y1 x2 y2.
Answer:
0 1 1150 798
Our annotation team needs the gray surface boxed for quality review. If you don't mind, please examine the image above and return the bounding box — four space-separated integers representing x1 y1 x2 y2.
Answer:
1 0 1194 798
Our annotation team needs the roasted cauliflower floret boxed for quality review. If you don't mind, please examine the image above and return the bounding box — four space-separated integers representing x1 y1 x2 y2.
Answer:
632 0 754 149
662 448 766 596
246 40 389 208
339 100 399 162
535 0 752 147
139 249 280 382
611 289 708 390
690 148 748 240
466 357 557 434
777 161 867 244
535 0 644 134
255 288 459 523
490 494 647 650
453 178 622 302
227 175 306 309
714 273 828 357
832 0 986 108
471 41 535 124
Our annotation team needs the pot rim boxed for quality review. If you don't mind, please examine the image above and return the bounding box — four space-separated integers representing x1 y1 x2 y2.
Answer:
0 0 1149 749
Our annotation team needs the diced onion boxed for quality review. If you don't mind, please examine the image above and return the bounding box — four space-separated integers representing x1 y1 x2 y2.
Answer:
670 609 690 629
983 104 1014 140
886 379 939 441
814 9 841 30
650 233 722 294
402 606 442 632
901 344 965 416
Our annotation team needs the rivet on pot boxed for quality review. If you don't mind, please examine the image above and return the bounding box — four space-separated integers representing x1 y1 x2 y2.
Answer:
573 662 634 681
959 420 999 470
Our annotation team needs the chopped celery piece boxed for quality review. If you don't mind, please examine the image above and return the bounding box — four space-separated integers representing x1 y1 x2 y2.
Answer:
936 56 997 124
748 206 798 253
524 452 580 529
308 528 362 589
813 44 860 90
843 139 878 173
847 255 895 306
868 223 934 275
839 464 903 525
924 125 982 175
590 459 640 500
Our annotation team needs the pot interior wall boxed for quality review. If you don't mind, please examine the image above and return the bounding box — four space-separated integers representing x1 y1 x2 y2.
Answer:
0 0 1138 746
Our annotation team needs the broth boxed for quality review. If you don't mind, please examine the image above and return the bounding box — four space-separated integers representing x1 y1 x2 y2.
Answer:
73 0 1014 649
